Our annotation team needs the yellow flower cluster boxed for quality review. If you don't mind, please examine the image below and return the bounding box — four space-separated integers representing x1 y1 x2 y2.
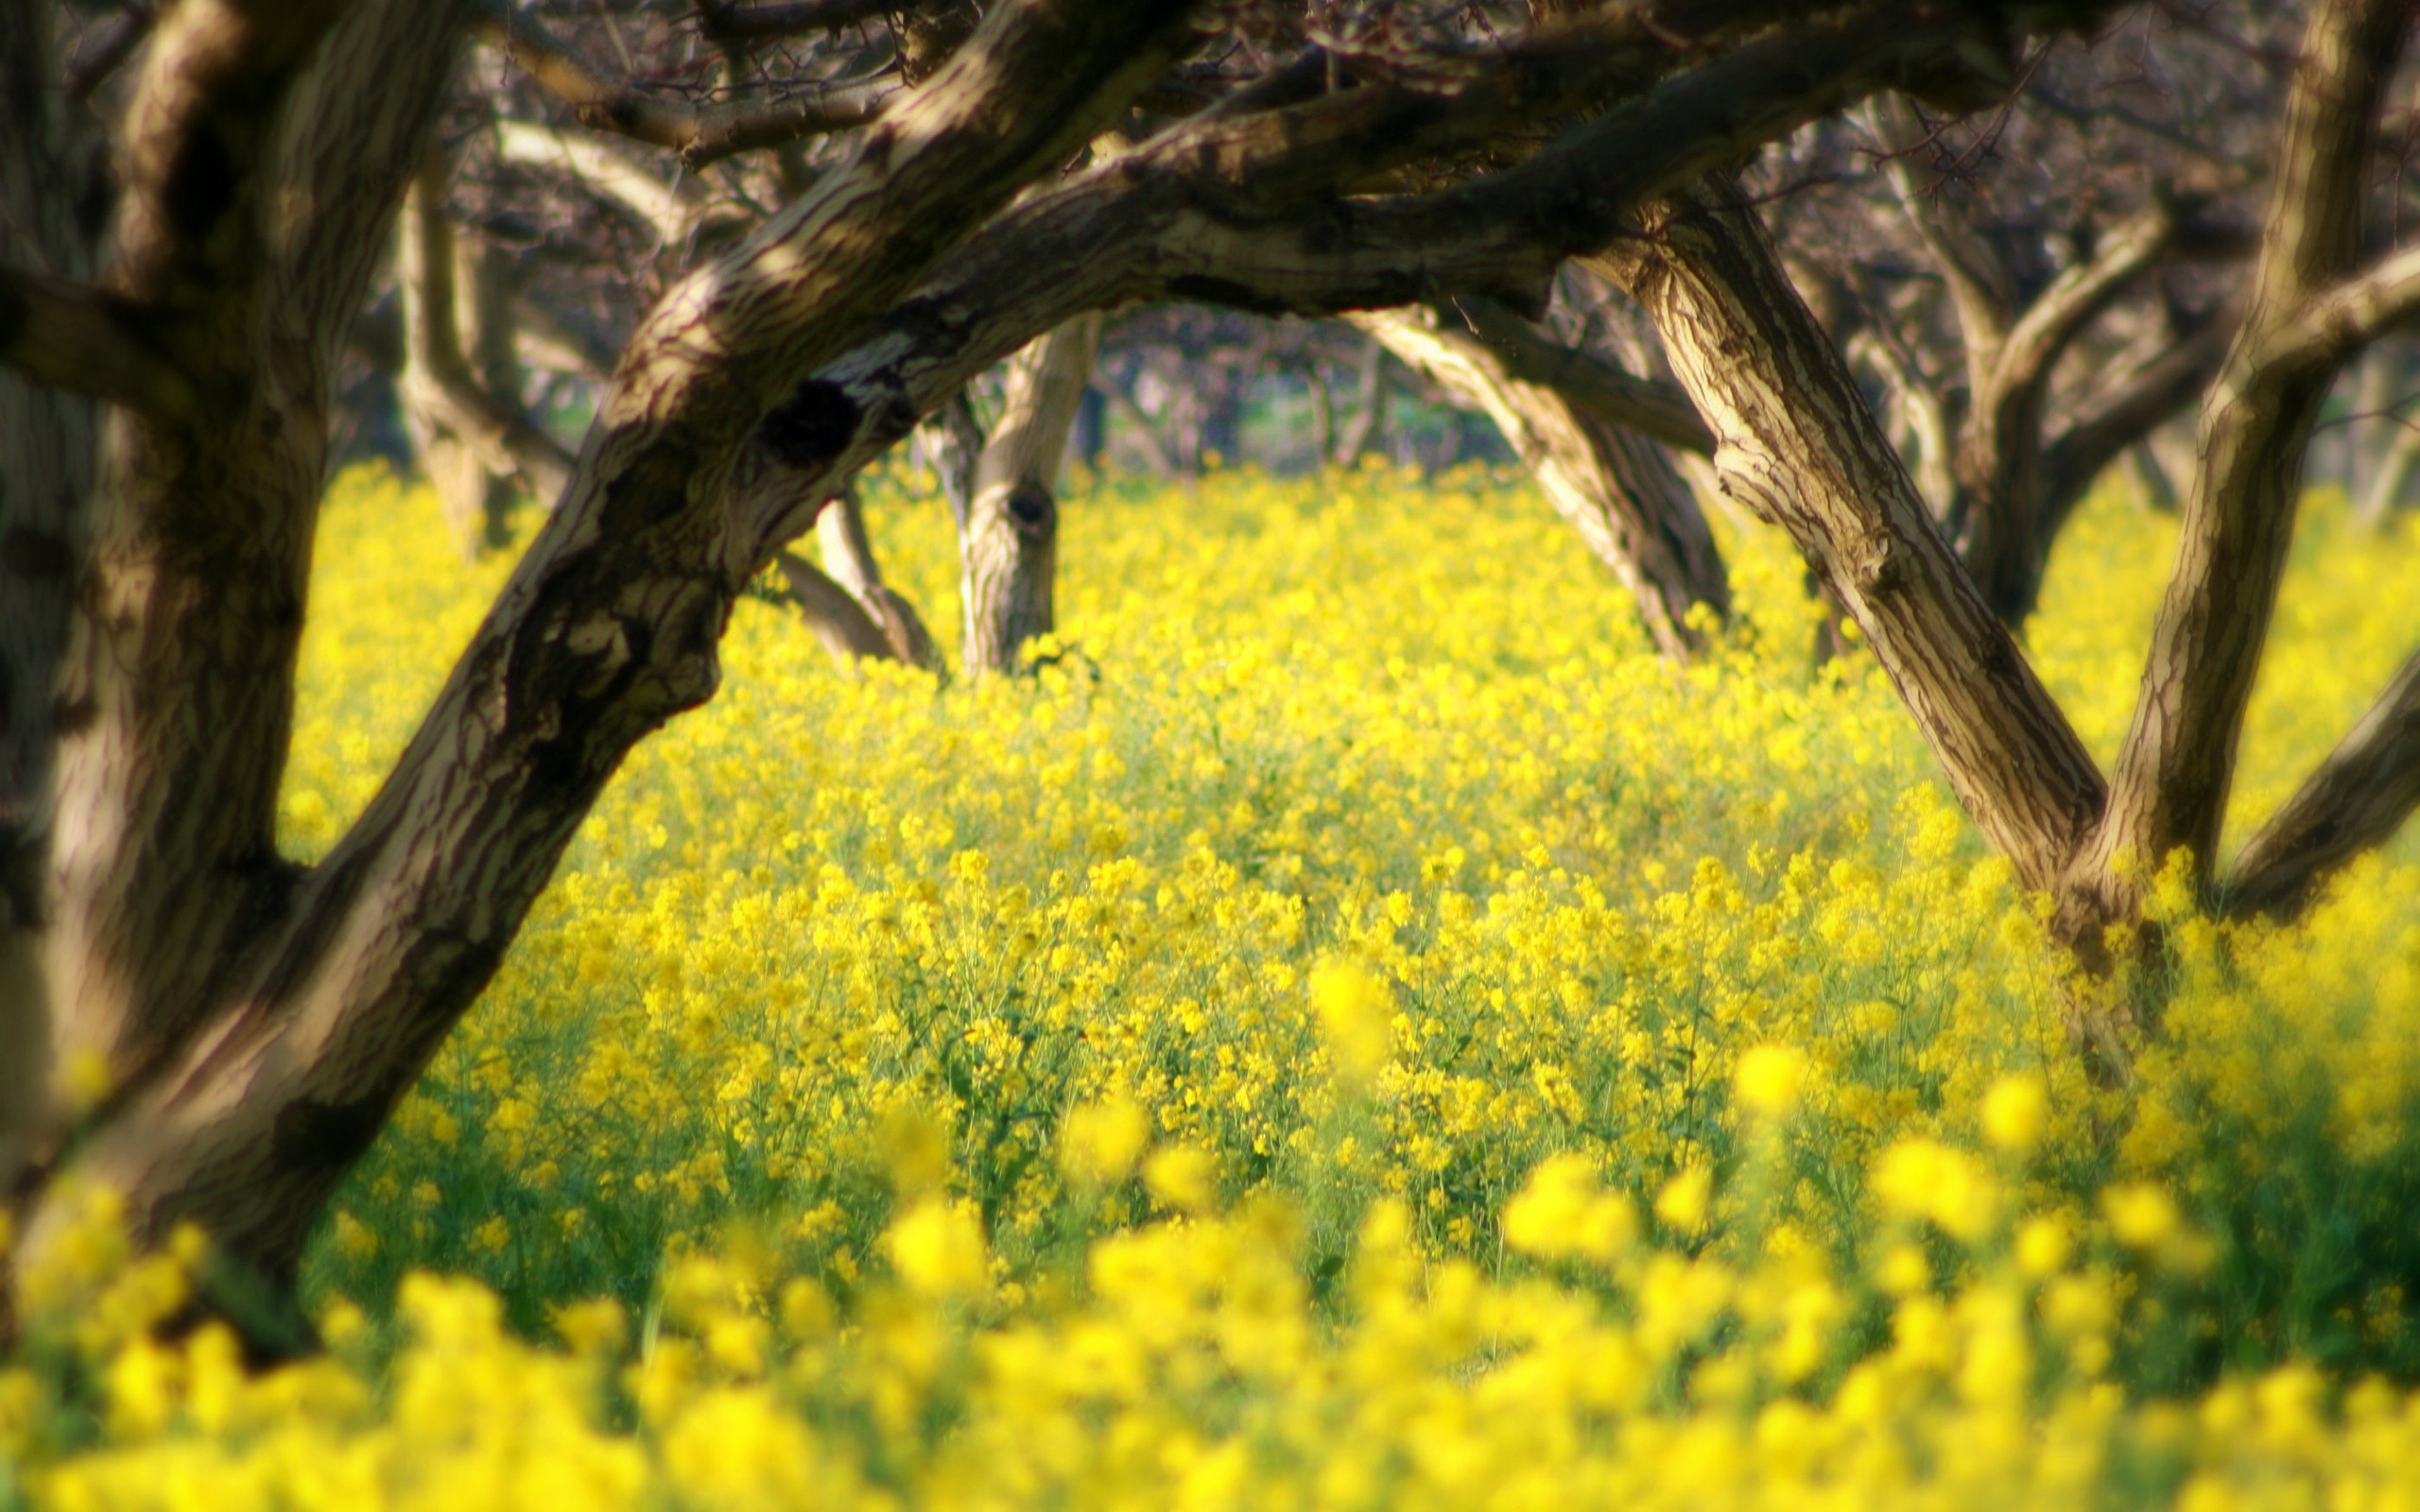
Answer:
9 463 2420 1507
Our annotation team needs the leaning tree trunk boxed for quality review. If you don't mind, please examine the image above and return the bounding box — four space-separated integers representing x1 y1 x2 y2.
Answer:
959 314 1100 677
1596 184 2109 902
1355 303 1729 662
5 0 1194 1344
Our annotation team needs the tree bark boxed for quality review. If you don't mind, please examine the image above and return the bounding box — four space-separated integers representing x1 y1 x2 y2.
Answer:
13 0 1197 1320
2072 0 2413 924
398 156 565 556
1356 302 1728 661
1598 180 2108 894
959 315 1099 677
2227 649 2420 919
0 0 100 1196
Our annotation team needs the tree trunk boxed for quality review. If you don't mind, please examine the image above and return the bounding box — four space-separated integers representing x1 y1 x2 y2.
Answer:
804 488 944 672
1098 375 1179 478
1597 180 2108 896
1333 338 1387 466
1 0 99 1194
2356 414 2420 526
2071 0 2412 925
1356 303 1729 662
959 314 1099 677
398 155 569 557
9 0 1196 1334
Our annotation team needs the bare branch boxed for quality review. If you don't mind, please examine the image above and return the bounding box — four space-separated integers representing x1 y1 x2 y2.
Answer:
2079 0 2413 911
1356 301 1726 659
2253 242 2420 372
776 549 905 663
2227 649 2420 919
493 119 701 242
1452 297 1714 455
2037 318 2231 517
699 0 902 41
1989 206 2180 401
475 0 897 166
1861 92 2017 388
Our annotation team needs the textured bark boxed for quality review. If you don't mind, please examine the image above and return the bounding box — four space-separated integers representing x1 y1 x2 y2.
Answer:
0 0 99 1195
43 0 469 1108
1599 180 2107 893
1357 303 1727 661
2228 650 2420 919
960 316 1099 676
475 0 897 167
15 0 1199 1306
399 157 567 557
2073 0 2413 922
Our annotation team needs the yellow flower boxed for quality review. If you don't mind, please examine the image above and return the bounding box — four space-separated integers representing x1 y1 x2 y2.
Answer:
1655 1166 1713 1234
2102 1183 2180 1250
1142 1143 1219 1214
1309 957 1393 1089
1504 1153 1638 1263
886 1197 987 1298
1059 1094 1151 1187
1735 1044 1811 1117
1981 1073 2049 1154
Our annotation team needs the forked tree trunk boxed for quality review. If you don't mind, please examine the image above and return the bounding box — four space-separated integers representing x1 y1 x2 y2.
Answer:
1605 0 2420 989
959 314 1099 677
1356 303 1728 661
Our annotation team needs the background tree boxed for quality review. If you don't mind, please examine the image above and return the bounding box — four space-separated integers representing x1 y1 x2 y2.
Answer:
14 0 2405 1350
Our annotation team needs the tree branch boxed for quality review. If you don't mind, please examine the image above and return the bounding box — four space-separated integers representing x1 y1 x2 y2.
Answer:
0 266 192 416
2226 648 2420 920
1988 206 2180 404
1451 296 1714 455
699 0 903 41
1862 92 2017 390
493 119 702 243
475 0 897 166
1355 302 1726 659
2036 318 2231 523
50 0 1201 1292
2253 242 2420 374
2078 0 2413 915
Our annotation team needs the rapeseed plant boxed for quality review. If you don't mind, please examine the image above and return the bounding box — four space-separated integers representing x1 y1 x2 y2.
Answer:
8 462 2420 1508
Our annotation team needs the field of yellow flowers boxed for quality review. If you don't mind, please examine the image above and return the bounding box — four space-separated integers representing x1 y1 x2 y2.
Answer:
9 458 2420 1509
